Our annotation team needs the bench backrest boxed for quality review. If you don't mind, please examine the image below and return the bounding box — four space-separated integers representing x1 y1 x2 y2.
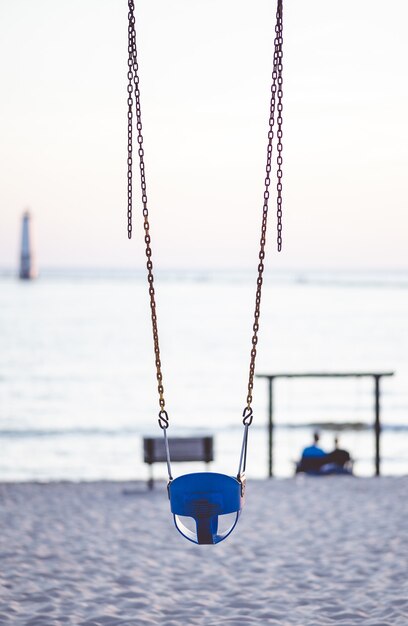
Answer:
143 436 214 464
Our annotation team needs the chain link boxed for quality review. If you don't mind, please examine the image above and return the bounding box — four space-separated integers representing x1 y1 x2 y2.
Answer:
127 0 167 418
245 0 283 411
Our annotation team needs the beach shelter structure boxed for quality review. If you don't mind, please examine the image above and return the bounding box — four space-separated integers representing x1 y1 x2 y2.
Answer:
257 371 395 477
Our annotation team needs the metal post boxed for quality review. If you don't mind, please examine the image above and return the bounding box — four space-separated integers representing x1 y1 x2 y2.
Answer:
374 375 381 476
268 377 274 478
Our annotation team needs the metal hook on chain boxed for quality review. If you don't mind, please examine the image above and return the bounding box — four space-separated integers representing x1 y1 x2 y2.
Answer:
158 409 169 430
158 410 172 481
242 406 253 426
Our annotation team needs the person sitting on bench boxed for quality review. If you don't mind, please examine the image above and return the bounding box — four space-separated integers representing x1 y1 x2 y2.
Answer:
325 436 351 468
297 431 327 473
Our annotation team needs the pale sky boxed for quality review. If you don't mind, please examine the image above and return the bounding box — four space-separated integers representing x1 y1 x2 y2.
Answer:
0 0 407 270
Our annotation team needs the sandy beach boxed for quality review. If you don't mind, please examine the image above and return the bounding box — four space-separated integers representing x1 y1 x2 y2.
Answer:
1 476 407 626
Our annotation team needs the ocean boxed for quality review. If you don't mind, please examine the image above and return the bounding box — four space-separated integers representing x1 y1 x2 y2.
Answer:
0 268 407 482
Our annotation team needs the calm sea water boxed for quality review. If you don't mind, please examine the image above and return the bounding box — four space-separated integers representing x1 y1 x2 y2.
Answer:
0 268 407 481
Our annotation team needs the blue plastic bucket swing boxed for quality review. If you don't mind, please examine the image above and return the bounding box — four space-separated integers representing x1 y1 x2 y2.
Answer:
159 409 251 545
169 472 244 544
125 0 284 547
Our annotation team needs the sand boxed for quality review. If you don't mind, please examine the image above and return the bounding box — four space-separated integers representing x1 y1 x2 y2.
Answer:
0 476 407 626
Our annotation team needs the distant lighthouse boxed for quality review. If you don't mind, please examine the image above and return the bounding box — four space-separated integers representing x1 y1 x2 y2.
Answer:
19 211 37 280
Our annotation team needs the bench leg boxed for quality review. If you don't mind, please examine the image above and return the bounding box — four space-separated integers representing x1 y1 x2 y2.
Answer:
148 465 154 490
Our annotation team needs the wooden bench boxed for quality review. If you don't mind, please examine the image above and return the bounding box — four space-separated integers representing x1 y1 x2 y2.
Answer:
143 436 214 489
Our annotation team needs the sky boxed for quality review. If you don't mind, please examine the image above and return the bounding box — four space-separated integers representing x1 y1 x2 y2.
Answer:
0 0 407 270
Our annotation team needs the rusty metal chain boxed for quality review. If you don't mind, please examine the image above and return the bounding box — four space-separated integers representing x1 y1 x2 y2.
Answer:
126 8 133 239
127 0 168 428
276 3 283 251
127 0 283 430
245 0 283 414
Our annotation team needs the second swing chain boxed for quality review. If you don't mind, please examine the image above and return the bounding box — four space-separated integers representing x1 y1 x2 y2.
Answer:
244 0 283 423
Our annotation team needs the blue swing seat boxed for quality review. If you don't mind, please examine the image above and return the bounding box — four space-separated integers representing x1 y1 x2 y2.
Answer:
168 472 244 544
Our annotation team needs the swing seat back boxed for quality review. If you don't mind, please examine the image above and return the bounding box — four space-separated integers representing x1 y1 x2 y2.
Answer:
168 472 244 544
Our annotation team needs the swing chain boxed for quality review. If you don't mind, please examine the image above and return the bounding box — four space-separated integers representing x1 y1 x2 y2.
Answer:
127 0 283 433
276 2 283 251
126 8 134 239
127 0 168 421
245 0 283 414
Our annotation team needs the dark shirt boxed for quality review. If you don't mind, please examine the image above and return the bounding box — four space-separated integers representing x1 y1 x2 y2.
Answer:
327 448 350 467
